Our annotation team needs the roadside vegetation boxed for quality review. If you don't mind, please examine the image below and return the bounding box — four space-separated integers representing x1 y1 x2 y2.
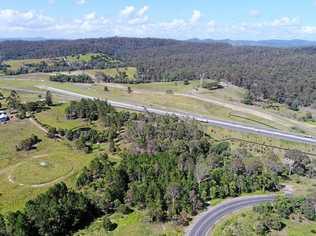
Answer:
212 196 316 236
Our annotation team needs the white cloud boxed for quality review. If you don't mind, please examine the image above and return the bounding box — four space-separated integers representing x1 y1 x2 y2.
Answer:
190 10 201 24
301 26 316 34
84 12 97 21
207 20 216 32
2 8 316 40
118 5 150 27
160 10 201 31
0 9 54 30
76 0 87 5
160 19 187 30
120 5 135 17
137 6 149 17
249 9 261 17
128 16 149 25
270 17 300 27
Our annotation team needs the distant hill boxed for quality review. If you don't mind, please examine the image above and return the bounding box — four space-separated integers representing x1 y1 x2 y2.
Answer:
188 38 316 48
0 37 47 42
1 36 316 109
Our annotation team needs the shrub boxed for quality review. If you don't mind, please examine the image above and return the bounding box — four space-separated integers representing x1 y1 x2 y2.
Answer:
16 135 40 151
117 204 133 215
102 217 116 231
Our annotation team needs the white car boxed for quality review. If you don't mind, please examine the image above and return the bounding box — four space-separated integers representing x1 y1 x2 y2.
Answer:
0 111 9 123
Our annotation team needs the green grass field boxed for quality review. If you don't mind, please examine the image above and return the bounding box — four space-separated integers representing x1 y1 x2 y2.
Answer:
4 59 50 70
65 53 119 64
31 81 288 130
0 119 94 213
0 88 41 104
75 211 182 236
11 156 74 185
35 103 86 129
74 67 137 80
65 53 101 63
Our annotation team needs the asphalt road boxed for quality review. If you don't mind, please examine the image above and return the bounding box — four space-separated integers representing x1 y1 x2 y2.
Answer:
186 195 275 236
38 86 316 145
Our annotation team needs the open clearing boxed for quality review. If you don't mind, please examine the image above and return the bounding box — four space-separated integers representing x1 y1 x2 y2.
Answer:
68 67 137 80
75 211 182 236
9 155 73 186
1 73 315 136
35 103 87 129
4 59 51 70
1 73 316 146
0 119 94 213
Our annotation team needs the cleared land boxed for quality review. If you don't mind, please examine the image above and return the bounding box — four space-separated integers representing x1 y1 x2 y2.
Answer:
75 211 182 236
1 73 316 138
35 103 86 129
65 53 119 63
3 53 118 71
4 58 51 70
68 67 137 80
0 119 94 213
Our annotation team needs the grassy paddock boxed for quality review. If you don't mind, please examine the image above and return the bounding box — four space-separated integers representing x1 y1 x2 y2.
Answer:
35 103 86 130
75 211 182 236
0 119 94 213
77 67 137 80
4 59 51 70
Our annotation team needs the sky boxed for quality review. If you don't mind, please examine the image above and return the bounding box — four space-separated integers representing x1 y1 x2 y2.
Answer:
1 0 316 40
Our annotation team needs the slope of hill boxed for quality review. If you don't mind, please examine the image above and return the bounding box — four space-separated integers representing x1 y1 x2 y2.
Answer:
1 37 316 108
188 38 316 48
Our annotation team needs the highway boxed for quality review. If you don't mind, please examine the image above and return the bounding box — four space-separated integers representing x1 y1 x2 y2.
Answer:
186 195 275 236
37 86 316 145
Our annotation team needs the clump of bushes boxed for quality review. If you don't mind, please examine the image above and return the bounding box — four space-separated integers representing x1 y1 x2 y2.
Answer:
16 134 41 151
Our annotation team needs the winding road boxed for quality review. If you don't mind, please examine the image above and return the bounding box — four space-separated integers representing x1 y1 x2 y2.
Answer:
186 195 276 236
36 85 316 144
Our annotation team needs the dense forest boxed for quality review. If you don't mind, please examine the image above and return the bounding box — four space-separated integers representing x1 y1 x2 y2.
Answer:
1 37 316 107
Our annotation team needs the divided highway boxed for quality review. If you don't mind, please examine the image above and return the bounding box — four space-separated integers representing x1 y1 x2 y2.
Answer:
38 86 316 145
186 195 275 236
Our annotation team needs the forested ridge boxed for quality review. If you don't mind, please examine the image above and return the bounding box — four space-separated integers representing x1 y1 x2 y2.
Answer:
1 37 316 107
